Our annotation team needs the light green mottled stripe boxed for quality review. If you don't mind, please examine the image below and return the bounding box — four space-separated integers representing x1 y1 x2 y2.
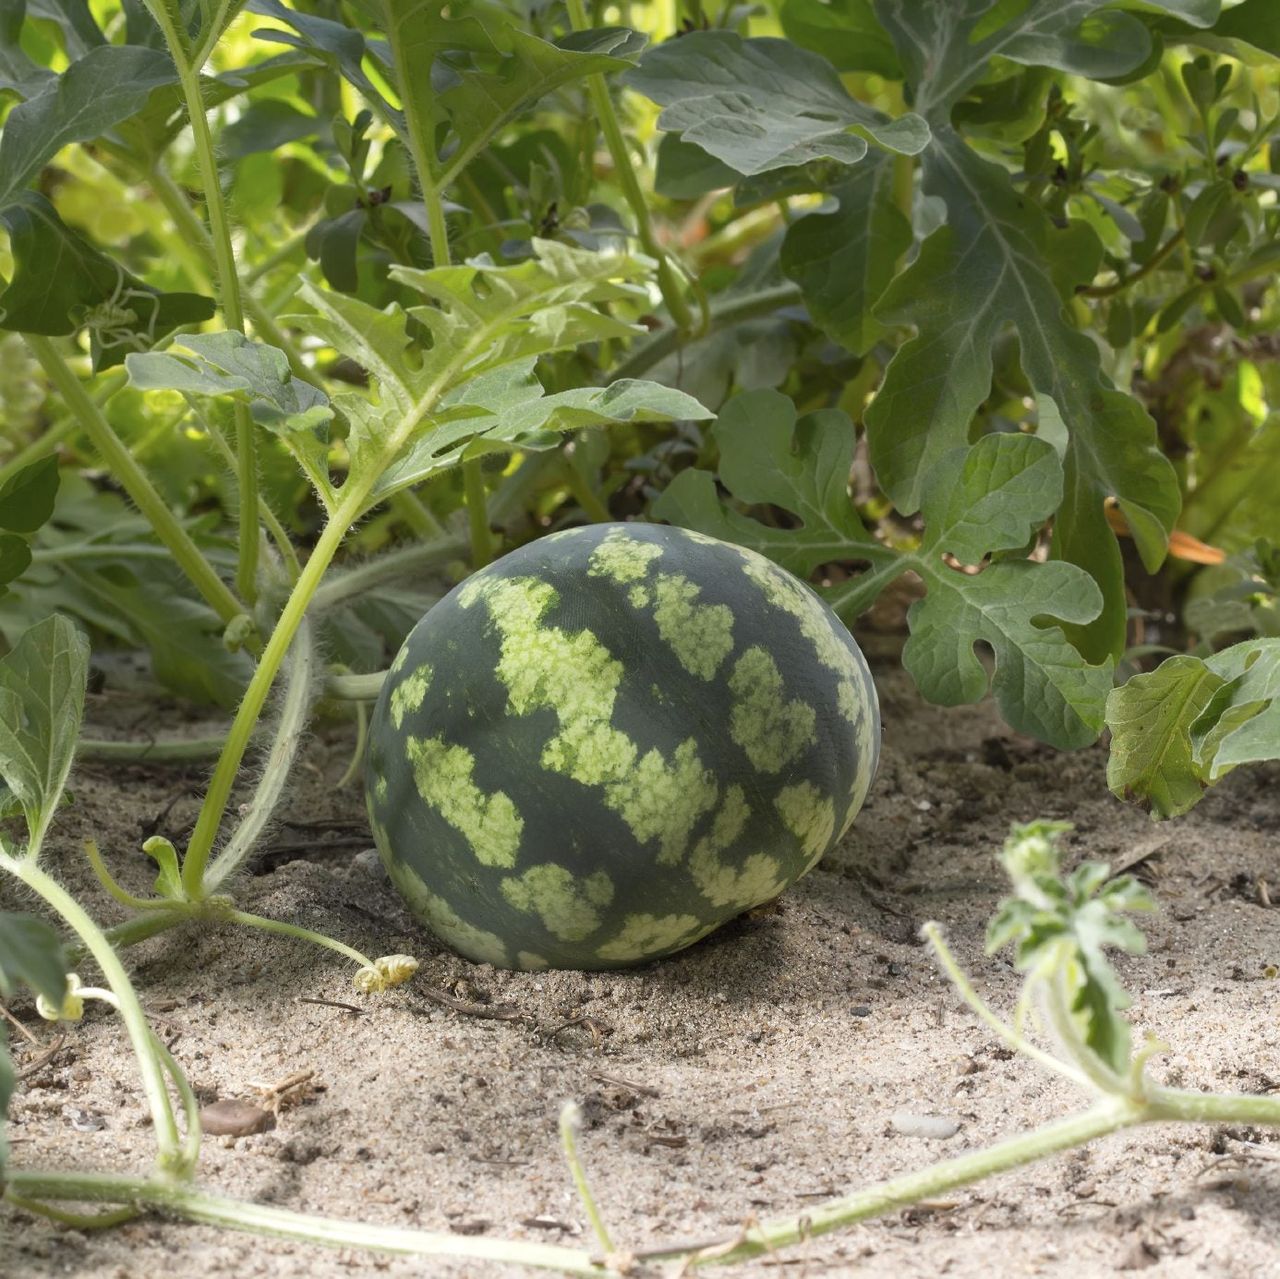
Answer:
389 664 432 729
596 912 711 963
689 785 787 909
739 551 867 727
775 782 837 873
460 574 717 864
501 863 614 941
379 852 510 968
728 646 816 772
651 573 734 680
587 527 663 584
406 734 523 867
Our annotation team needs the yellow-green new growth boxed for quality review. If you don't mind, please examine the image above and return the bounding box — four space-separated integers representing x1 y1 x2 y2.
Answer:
502 863 615 940
406 735 523 867
461 574 718 863
728 646 817 772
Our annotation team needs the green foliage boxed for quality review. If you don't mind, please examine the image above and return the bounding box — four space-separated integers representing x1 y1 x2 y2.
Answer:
988 820 1153 1075
655 390 1110 747
0 615 89 848
1107 639 1280 817
0 454 58 597
0 195 215 369
277 241 711 516
0 912 68 1006
0 479 251 707
624 32 928 175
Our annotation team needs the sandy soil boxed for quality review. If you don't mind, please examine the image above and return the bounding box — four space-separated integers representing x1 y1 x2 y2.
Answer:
3 645 1279 1279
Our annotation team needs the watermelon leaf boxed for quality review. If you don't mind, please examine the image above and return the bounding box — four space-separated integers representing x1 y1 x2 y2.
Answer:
655 389 1112 748
286 239 712 520
126 333 336 509
987 820 1153 1078
624 31 928 177
0 909 68 1182
863 127 1180 664
0 195 215 370
0 44 178 209
779 152 911 356
1107 640 1280 817
252 0 639 188
0 615 89 852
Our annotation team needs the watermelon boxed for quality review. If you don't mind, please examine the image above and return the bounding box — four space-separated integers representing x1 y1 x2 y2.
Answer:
365 522 879 971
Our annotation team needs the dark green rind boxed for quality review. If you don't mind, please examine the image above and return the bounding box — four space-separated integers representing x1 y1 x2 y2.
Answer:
367 523 879 970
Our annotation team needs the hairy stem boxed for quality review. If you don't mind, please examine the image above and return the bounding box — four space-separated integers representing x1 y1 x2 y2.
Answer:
310 536 466 612
324 671 388 701
147 167 316 386
922 925 1092 1090
180 504 354 898
25 337 243 626
560 1104 614 1256
77 735 229 762
152 14 260 603
217 908 377 971
608 283 803 382
463 459 494 568
201 621 317 896
381 0 451 267
1082 228 1186 299
643 1101 1143 1267
564 0 693 334
203 619 318 891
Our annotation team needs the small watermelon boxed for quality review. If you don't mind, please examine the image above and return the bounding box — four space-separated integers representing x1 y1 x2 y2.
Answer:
366 523 879 971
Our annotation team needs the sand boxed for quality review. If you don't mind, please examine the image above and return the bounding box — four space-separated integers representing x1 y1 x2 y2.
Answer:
3 650 1278 1278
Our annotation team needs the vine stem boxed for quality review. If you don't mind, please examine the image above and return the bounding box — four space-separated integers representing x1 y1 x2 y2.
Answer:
306 522 462 612
564 0 693 334
376 3 503 572
0 855 186 1173
148 6 259 603
180 500 355 898
463 458 494 567
146 167 315 386
217 909 377 971
25 337 243 626
560 1103 614 1255
1081 227 1186 298
608 282 804 382
201 620 316 896
642 1101 1142 1267
2 1174 612 1274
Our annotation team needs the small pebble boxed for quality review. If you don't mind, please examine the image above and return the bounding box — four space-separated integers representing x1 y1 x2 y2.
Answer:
198 1099 275 1137
353 848 387 880
890 1112 961 1140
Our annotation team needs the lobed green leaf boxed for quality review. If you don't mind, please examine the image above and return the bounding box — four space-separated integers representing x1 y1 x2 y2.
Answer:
655 390 1112 747
626 31 928 178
